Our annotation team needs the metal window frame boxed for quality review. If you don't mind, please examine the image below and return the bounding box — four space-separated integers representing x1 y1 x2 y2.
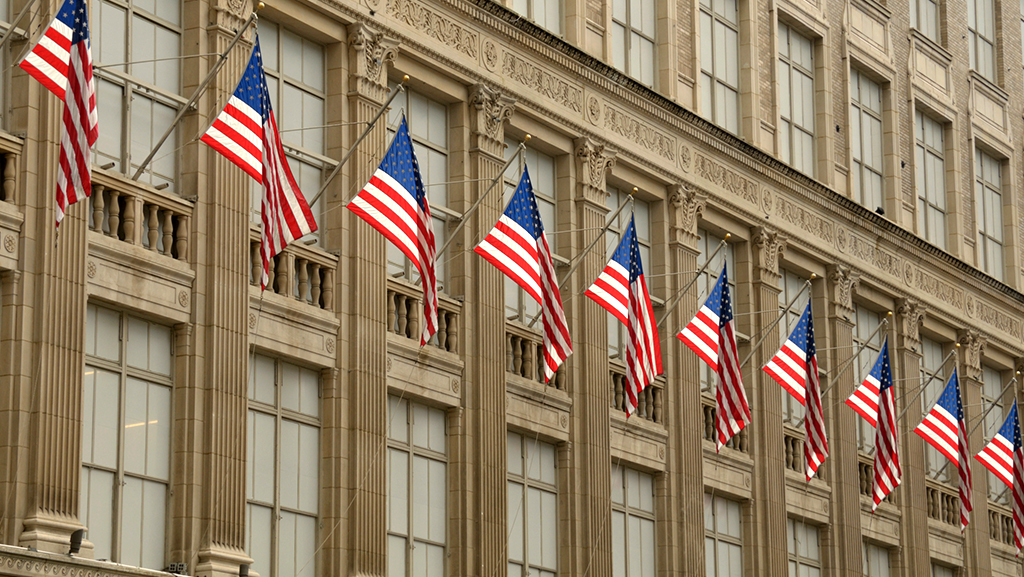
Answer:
778 22 816 173
973 149 1004 279
611 466 656 577
850 69 885 209
506 432 559 576
611 0 657 83
699 0 740 131
914 111 947 247
786 518 821 574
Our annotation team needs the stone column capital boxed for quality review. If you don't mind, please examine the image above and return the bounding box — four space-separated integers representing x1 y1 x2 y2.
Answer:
826 264 859 317
348 23 399 101
957 329 986 381
469 84 516 157
895 298 926 351
751 226 786 281
574 137 616 202
668 183 705 246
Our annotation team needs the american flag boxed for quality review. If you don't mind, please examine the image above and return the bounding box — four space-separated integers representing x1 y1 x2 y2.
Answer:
475 166 571 382
349 117 437 345
844 338 888 428
763 302 828 480
914 369 972 531
863 342 901 510
202 36 317 289
584 216 662 416
678 265 749 451
976 400 1023 553
20 0 98 228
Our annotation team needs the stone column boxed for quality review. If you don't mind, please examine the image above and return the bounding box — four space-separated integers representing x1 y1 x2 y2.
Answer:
336 23 397 577
666 184 705 576
746 226 788 576
564 137 615 577
822 264 862 576
892 299 928 577
447 83 515 577
957 329 992 574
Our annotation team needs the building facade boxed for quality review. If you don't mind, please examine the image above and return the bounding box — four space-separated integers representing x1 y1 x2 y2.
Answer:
0 0 1022 575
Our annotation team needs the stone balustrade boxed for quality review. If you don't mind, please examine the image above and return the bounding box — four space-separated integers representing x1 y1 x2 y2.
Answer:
249 233 337 311
505 321 564 389
90 172 192 262
702 398 749 452
386 277 461 353
609 363 664 424
990 507 1015 546
925 482 959 527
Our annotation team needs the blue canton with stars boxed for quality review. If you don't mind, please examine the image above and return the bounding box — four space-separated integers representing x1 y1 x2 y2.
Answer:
702 264 734 328
868 336 894 393
998 400 1021 450
608 216 645 282
58 0 90 43
787 302 816 360
379 117 428 213
504 166 545 240
932 368 964 422
232 35 270 121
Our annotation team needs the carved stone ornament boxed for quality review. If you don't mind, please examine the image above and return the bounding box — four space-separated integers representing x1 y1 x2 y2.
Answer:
956 329 986 379
226 0 245 16
752 226 786 277
348 24 398 89
895 298 926 348
826 264 859 314
574 137 616 191
668 183 706 240
469 84 515 145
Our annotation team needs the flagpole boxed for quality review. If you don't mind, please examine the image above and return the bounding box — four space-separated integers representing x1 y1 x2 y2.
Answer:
738 277 814 369
934 372 1019 482
655 235 730 328
310 76 410 208
895 346 959 422
818 313 892 399
433 136 530 259
131 6 262 181
0 0 38 55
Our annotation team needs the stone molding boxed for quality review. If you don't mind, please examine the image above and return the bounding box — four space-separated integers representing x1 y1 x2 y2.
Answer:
896 298 927 351
468 83 515 156
573 137 615 204
826 263 859 316
751 226 786 279
956 329 986 381
668 183 706 245
348 23 399 101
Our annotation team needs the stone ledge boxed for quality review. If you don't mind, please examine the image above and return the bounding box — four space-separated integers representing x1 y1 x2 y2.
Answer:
0 545 176 577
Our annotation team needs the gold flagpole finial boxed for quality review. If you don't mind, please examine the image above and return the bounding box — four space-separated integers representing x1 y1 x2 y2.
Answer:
724 233 731 240
257 2 265 10
524 134 532 143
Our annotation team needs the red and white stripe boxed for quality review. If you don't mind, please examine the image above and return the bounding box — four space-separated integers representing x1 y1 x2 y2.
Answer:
20 15 72 100
763 336 808 405
847 371 881 428
585 259 628 324
977 432 1015 487
915 402 959 463
678 302 721 372
476 214 543 303
202 95 262 182
803 353 828 480
715 317 748 450
1013 448 1024 553
623 274 661 415
871 385 902 510
536 235 572 382
957 420 974 531
349 169 438 345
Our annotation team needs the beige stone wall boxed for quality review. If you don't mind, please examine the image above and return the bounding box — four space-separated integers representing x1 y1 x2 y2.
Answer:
0 0 1023 576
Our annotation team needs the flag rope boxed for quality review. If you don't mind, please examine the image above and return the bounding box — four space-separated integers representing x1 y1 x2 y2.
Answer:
738 277 813 369
895 346 959 422
655 236 730 328
818 314 892 399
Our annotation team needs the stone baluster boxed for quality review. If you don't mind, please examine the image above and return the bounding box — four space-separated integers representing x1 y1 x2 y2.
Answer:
446 313 458 353
147 204 160 251
297 259 309 302
107 189 121 238
162 211 173 256
310 263 322 307
3 152 15 202
92 185 105 231
176 216 189 262
122 195 137 243
321 269 334 310
251 242 261 286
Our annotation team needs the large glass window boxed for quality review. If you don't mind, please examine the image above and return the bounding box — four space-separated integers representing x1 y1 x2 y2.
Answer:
975 149 1004 281
915 111 946 250
611 0 656 86
932 564 956 577
787 519 821 577
607 187 651 359
503 141 557 322
969 0 996 81
850 69 884 212
704 495 742 576
510 0 562 35
93 0 182 189
696 230 734 394
778 270 808 424
254 22 327 238
911 0 940 43
981 366 1009 504
699 0 739 134
778 23 815 175
388 397 447 577
246 354 321 577
507 432 558 577
852 305 883 453
611 466 655 577
920 338 949 482
81 304 172 569
863 543 891 577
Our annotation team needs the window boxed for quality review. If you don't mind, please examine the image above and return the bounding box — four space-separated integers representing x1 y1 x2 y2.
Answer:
850 70 884 212
0 0 13 130
503 141 556 322
920 338 949 482
254 22 327 237
246 354 321 577
510 0 562 35
611 0 656 86
787 519 821 577
975 149 1003 280
778 23 815 175
981 366 1009 504
81 304 172 568
932 563 956 577
778 270 809 424
968 0 996 81
697 230 734 394
911 0 940 43
388 396 447 577
699 0 739 134
915 111 946 249
852 305 883 453
507 432 558 577
607 187 651 359
387 88 452 290
93 0 182 189
863 543 891 577
611 466 655 577
704 495 742 576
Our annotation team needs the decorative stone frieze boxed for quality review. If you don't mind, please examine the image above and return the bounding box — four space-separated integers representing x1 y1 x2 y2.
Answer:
387 0 479 59
752 226 786 279
668 183 705 245
348 23 398 101
896 298 926 350
956 329 986 381
469 84 515 156
826 264 859 318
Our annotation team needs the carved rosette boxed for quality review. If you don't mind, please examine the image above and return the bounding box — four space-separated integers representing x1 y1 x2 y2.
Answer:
573 137 616 202
469 84 515 157
751 226 786 281
956 329 986 381
667 183 705 244
348 23 399 101
895 298 926 351
826 264 859 318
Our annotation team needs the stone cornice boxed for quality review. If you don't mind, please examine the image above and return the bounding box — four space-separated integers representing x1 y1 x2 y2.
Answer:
0 546 174 577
